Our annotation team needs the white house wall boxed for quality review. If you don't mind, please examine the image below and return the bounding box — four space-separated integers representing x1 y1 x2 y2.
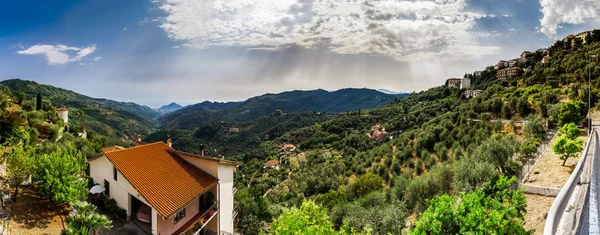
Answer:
218 164 235 234
89 156 151 221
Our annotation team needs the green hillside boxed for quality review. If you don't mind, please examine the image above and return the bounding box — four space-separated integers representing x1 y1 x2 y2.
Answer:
0 79 158 145
230 30 600 234
159 88 408 130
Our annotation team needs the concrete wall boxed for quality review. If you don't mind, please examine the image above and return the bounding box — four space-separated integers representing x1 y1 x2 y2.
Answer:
179 155 219 177
523 184 561 196
90 156 153 232
56 110 68 124
218 164 236 234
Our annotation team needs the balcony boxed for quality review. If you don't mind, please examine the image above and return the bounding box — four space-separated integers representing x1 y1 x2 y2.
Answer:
173 202 219 235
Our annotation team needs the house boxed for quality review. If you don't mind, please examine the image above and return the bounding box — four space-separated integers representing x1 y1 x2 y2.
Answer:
55 107 69 124
496 67 523 80
264 160 280 170
274 109 283 116
496 60 509 70
542 55 551 64
446 78 462 88
228 127 240 132
464 90 484 99
89 142 240 235
473 71 483 77
283 144 296 152
521 51 532 59
370 124 389 141
460 77 471 89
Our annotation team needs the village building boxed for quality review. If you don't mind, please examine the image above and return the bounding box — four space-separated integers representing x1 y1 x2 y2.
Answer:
464 90 484 99
89 142 240 235
55 107 69 125
496 67 523 80
542 55 551 64
228 127 240 132
283 144 296 152
263 160 280 170
370 123 389 141
446 78 463 88
460 77 471 89
473 71 483 77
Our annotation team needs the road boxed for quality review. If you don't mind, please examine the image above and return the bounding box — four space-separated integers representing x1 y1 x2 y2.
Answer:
575 126 600 235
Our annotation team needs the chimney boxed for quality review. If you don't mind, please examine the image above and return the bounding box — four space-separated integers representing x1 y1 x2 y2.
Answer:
200 144 205 157
167 138 172 148
137 134 141 142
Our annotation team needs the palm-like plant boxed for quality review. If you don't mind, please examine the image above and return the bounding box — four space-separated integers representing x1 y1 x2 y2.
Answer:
62 201 112 235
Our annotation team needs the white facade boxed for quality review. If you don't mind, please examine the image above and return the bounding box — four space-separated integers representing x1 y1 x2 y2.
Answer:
56 110 68 124
460 78 471 89
89 154 235 235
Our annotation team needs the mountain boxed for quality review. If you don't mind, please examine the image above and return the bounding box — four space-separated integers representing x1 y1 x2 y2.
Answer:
377 89 404 95
156 102 183 114
159 88 409 130
0 79 158 145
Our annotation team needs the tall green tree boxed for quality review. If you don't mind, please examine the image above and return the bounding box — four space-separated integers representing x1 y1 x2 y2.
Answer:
6 144 35 202
560 123 581 140
62 201 112 235
15 90 26 106
558 101 585 126
33 145 87 204
412 176 531 234
35 93 42 111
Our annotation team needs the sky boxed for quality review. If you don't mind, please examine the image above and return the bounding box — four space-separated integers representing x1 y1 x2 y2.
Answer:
1 0 600 108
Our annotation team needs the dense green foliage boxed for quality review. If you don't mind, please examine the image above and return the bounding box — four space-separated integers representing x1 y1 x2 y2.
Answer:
33 145 88 204
412 176 530 234
62 201 112 235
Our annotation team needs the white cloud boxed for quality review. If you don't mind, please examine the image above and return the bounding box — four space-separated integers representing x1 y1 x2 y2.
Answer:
18 44 97 65
123 27 128 31
158 0 500 62
538 0 600 38
94 56 102 61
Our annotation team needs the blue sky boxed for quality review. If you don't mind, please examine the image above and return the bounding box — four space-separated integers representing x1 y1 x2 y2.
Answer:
1 0 599 108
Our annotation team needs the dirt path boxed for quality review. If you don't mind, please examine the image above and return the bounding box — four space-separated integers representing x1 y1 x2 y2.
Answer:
524 194 555 234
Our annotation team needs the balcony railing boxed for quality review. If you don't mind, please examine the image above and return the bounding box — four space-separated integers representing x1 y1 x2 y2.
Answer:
232 187 238 195
174 202 219 235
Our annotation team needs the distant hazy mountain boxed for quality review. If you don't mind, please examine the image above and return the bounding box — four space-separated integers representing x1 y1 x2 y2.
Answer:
159 88 409 130
0 79 158 144
377 89 405 95
156 102 183 114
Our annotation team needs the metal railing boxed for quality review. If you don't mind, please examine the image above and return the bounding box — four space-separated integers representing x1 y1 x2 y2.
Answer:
544 130 595 235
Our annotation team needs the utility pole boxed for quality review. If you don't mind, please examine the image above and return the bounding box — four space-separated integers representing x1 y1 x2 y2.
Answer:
589 54 596 135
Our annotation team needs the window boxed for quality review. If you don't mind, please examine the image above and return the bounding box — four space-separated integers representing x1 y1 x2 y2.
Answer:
104 180 110 197
174 208 185 224
113 167 117 181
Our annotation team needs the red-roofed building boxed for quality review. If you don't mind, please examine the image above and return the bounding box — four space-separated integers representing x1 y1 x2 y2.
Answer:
264 160 280 170
89 142 240 235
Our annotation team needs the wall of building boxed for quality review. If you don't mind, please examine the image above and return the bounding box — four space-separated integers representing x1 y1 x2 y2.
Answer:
89 156 154 231
56 110 68 124
218 164 236 234
157 196 201 235
179 155 220 177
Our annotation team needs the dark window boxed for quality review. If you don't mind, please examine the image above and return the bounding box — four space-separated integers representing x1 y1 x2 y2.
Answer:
174 208 185 224
104 180 110 197
113 167 117 181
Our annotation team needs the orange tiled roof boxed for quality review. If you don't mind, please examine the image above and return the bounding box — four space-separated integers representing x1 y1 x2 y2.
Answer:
283 144 295 148
103 142 218 218
55 107 69 111
264 160 279 167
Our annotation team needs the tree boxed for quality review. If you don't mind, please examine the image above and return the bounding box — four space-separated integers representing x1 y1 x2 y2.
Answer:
350 172 383 198
6 145 35 202
76 109 85 129
558 101 585 126
552 135 583 166
473 135 519 174
33 145 87 204
412 176 531 234
519 139 539 161
15 91 26 106
270 200 337 234
35 93 42 111
62 201 112 235
524 115 547 140
560 123 580 140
